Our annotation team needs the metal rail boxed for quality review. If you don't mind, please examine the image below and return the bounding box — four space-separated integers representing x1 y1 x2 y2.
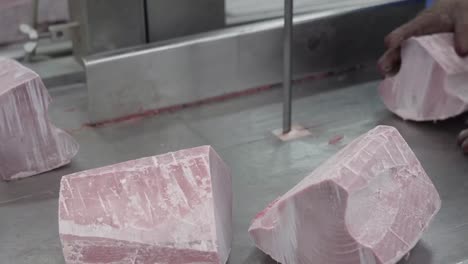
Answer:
283 0 293 134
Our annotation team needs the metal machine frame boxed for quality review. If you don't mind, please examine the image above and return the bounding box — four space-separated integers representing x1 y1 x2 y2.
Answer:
83 0 423 124
68 0 225 57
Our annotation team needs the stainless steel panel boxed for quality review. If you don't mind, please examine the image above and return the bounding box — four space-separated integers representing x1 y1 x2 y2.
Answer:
226 0 406 25
69 0 146 57
146 0 225 42
85 1 424 124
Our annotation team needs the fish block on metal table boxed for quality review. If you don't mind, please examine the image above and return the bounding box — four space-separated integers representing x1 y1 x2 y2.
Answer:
0 58 78 181
380 33 468 121
59 146 232 264
249 126 441 264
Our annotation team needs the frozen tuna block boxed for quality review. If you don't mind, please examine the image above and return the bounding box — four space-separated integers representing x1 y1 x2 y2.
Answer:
0 58 78 181
380 33 468 121
59 146 232 264
249 126 441 264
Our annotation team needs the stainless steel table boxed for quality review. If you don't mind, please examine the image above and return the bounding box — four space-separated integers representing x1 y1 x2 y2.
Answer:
1 70 468 263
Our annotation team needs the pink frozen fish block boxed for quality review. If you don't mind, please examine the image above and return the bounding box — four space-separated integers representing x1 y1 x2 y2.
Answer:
380 33 468 121
0 58 78 181
59 146 232 264
249 126 441 264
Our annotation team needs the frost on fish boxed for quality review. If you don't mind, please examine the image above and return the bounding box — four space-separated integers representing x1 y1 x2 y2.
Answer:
249 126 441 264
380 33 468 121
0 58 78 181
59 146 232 264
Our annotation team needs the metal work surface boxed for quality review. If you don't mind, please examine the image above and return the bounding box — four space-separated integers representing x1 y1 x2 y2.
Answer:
1 69 468 263
84 1 423 124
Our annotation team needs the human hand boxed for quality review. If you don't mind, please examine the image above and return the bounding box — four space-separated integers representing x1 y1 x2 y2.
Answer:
378 0 468 75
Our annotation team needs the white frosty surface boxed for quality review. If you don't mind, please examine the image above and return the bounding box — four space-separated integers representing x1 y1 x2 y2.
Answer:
0 57 78 181
380 33 468 121
249 126 441 264
59 145 232 264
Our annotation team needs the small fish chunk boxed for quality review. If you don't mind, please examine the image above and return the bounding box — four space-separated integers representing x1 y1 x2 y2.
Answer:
249 126 441 264
59 146 232 264
380 33 468 121
0 58 78 181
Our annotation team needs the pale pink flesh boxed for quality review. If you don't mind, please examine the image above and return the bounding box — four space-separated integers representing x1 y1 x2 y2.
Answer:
0 58 78 181
379 33 468 121
249 126 441 264
59 146 232 264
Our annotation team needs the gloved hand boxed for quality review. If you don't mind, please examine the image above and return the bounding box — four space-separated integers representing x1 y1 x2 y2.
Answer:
378 0 468 75
378 0 468 153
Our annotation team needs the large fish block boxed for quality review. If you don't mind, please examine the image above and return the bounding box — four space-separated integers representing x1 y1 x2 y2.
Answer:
380 33 468 121
59 146 232 264
249 126 441 264
0 58 78 181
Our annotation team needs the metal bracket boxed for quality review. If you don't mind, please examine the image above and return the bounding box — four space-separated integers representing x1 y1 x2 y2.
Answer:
18 24 39 62
49 22 79 41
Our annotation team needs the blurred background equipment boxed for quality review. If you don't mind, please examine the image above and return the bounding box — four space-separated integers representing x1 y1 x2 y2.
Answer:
68 0 225 57
0 0 69 46
0 0 422 79
0 0 427 120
